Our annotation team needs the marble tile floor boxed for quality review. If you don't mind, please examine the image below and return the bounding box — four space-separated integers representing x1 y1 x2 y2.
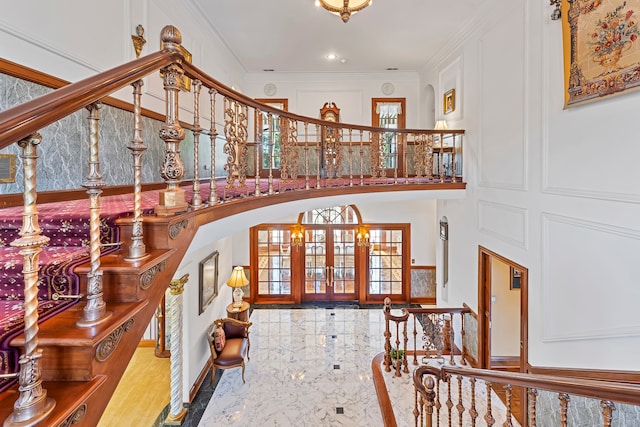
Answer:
184 306 514 427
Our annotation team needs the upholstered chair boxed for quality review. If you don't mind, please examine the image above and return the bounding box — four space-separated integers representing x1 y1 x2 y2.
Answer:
207 317 252 383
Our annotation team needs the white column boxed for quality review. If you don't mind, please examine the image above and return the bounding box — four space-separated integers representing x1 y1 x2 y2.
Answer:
164 274 189 425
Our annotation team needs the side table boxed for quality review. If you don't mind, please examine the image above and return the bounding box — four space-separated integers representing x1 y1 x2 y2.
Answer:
226 301 250 322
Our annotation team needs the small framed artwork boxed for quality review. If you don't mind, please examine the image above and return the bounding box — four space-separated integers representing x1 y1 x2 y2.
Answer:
443 89 455 114
510 267 521 290
199 250 219 314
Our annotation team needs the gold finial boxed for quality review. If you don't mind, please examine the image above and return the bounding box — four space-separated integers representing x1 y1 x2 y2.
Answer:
169 274 189 295
131 24 146 58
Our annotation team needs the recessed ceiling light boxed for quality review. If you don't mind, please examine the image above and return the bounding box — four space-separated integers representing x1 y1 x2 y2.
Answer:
386 67 398 71
340 58 347 64
327 53 337 60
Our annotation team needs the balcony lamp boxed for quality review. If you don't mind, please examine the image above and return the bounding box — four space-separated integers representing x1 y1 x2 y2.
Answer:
434 120 448 130
315 0 372 23
227 266 249 308
356 228 370 247
291 227 304 249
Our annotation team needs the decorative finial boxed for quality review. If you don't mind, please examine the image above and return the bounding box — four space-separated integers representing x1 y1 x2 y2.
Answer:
131 24 146 58
169 274 189 295
161 25 183 46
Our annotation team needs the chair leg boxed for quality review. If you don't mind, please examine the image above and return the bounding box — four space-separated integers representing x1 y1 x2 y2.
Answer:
241 363 246 384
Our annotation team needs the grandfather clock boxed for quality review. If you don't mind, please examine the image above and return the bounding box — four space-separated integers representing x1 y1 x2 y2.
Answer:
319 102 341 178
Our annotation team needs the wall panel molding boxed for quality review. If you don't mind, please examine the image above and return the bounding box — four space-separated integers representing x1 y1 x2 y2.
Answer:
478 200 528 249
541 213 640 342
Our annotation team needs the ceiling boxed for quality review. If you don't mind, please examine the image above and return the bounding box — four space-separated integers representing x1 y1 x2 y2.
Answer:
190 0 485 74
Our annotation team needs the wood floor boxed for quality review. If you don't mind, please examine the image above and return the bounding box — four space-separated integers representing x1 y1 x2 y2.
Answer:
98 345 170 427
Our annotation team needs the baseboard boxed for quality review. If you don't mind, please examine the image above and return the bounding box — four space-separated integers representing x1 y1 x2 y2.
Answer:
491 355 520 372
527 364 640 385
138 339 157 348
189 358 213 404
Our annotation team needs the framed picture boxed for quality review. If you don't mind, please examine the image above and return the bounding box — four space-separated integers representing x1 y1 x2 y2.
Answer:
443 89 455 114
199 250 219 314
562 0 640 107
510 267 521 290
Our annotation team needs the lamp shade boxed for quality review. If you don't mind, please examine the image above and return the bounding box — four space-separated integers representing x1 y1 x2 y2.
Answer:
434 120 448 130
227 266 248 288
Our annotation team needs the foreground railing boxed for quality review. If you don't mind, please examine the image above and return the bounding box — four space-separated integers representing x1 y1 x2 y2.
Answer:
383 298 471 377
414 364 640 427
0 25 466 425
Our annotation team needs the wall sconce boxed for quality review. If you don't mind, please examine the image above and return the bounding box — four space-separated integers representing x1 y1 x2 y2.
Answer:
356 228 370 247
291 227 304 249
550 0 561 20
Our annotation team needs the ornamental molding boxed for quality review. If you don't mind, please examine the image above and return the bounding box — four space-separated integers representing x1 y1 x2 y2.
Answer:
96 318 135 362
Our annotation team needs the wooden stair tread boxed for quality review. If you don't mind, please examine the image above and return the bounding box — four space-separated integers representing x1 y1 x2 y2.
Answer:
10 300 148 347
74 247 175 273
0 375 106 425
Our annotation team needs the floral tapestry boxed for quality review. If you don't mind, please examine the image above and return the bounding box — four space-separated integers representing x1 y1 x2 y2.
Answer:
563 0 640 107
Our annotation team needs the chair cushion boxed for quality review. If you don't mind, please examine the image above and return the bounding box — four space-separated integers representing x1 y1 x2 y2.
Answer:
223 321 247 339
213 326 226 352
214 338 248 367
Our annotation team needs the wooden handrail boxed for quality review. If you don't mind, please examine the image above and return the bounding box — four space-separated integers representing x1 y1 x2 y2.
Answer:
402 307 471 316
414 364 640 407
0 49 183 150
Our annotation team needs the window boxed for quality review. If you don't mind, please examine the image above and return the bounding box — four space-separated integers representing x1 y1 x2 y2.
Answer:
372 98 406 171
255 99 288 175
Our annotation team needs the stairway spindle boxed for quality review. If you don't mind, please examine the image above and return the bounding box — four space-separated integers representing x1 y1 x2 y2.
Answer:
315 124 321 188
484 381 495 426
304 122 310 190
469 377 478 427
191 79 203 209
559 393 570 427
125 79 149 262
5 133 56 425
456 375 464 426
445 374 453 426
527 388 538 427
209 88 219 204
503 384 513 427
601 400 615 427
77 102 112 327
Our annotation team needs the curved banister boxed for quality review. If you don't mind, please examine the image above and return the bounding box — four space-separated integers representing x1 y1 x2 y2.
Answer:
414 364 640 407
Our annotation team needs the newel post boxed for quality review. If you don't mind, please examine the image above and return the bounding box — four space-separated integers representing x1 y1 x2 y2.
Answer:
157 25 188 216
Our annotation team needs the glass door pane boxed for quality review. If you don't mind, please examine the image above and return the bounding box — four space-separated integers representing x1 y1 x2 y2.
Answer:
333 229 356 295
303 229 327 296
369 229 403 295
257 229 292 296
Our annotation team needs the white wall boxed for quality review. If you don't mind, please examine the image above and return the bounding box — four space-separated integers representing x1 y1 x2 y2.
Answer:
423 0 640 370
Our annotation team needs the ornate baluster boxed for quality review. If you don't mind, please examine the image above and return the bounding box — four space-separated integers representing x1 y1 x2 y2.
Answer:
315 124 321 188
383 298 391 372
435 377 442 427
394 321 402 377
403 132 409 184
424 376 436 427
469 377 478 427
304 122 310 190
412 314 418 365
254 107 261 197
223 98 249 198
503 384 513 427
209 89 219 205
460 312 467 365
125 79 149 261
402 319 409 373
165 274 189 425
601 400 615 427
559 393 570 427
78 102 112 327
348 128 353 186
484 381 495 426
451 133 457 183
445 374 453 426
267 112 275 194
439 134 445 183
359 130 364 185
449 314 456 365
157 26 187 215
191 80 203 209
393 131 399 185
427 134 434 181
456 375 464 426
527 388 538 427
6 133 56 425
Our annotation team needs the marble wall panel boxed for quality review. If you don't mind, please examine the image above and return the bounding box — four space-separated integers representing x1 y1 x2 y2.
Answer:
0 73 186 193
537 390 640 426
463 312 479 363
410 268 436 299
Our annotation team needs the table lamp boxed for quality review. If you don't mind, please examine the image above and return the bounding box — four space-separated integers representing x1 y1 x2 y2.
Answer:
227 266 248 308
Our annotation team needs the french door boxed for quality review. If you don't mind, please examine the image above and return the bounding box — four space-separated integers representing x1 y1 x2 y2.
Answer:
302 227 358 302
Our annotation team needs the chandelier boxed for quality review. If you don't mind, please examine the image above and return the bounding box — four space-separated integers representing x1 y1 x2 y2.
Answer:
315 0 372 23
